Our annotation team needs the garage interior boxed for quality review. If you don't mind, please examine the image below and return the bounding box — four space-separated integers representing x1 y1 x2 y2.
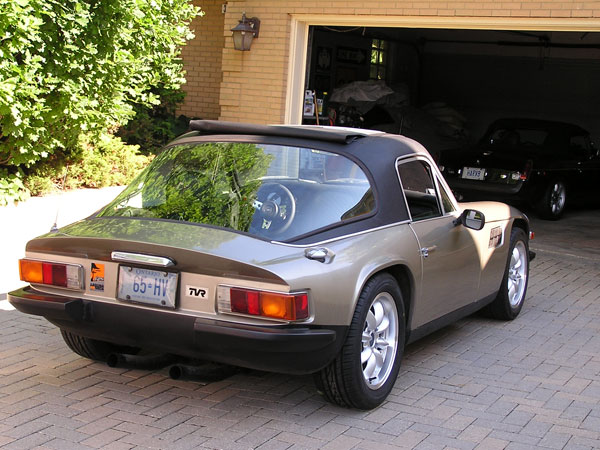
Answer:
303 26 600 156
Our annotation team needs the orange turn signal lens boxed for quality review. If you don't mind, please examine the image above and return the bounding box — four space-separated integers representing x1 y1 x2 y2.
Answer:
19 259 43 284
224 287 309 321
260 293 293 320
18 259 83 290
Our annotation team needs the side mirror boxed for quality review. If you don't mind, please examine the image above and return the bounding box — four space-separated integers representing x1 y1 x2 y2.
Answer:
454 209 486 230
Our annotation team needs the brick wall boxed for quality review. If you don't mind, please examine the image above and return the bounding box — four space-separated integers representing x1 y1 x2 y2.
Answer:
179 0 224 120
183 0 600 124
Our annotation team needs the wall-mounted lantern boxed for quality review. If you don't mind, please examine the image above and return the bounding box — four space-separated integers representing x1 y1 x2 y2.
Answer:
231 12 260 51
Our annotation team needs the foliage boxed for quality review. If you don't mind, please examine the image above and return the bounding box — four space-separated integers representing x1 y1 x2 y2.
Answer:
117 86 190 155
0 168 28 205
0 0 201 204
99 143 273 232
24 133 150 196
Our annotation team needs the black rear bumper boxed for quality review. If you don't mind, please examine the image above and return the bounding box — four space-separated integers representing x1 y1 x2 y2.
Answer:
447 178 525 200
8 286 345 374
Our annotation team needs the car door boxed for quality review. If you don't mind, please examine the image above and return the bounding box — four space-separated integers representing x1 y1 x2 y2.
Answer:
397 157 481 329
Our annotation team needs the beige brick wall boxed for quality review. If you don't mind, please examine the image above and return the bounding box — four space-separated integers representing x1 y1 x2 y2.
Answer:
183 0 600 124
179 0 225 120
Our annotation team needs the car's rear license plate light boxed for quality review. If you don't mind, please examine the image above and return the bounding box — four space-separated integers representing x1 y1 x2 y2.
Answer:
218 286 308 321
19 259 84 290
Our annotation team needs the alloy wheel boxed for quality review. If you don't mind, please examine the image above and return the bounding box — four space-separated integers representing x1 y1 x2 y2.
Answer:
361 292 398 390
507 241 527 308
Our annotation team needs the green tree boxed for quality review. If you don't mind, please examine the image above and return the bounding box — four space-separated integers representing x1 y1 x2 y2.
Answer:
0 0 201 204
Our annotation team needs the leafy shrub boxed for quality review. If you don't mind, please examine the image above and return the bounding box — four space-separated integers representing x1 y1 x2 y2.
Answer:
0 0 201 204
0 168 28 205
24 134 150 196
118 86 191 155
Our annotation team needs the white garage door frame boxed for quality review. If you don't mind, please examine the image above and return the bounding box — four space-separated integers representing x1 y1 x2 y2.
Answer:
285 15 600 124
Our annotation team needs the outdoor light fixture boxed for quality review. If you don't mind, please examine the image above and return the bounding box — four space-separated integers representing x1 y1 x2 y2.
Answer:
231 12 260 51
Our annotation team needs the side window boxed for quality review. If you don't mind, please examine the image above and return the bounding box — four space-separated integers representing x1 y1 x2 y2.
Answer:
397 159 442 221
438 180 455 214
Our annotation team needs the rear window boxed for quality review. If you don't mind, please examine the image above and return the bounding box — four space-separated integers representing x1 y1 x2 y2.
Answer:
489 127 548 149
97 142 374 241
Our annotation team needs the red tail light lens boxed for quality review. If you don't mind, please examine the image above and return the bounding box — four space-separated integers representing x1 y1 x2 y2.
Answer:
220 287 309 321
19 259 84 290
520 160 533 180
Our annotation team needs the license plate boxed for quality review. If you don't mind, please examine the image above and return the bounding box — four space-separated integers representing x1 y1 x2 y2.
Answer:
462 167 486 180
117 266 178 308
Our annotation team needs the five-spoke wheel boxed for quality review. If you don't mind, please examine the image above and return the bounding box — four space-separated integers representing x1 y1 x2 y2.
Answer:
315 273 405 409
361 292 398 390
537 180 566 220
507 240 527 308
488 228 529 320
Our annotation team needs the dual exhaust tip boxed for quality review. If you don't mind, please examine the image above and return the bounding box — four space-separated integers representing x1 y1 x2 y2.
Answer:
106 352 237 382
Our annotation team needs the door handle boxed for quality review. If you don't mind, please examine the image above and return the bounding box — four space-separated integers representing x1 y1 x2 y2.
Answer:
420 246 437 258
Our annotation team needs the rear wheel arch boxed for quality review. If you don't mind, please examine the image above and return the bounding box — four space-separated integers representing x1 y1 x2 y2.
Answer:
356 264 414 334
383 265 413 332
511 218 529 237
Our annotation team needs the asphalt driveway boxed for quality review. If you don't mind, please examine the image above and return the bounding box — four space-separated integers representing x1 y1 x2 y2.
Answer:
1 191 599 449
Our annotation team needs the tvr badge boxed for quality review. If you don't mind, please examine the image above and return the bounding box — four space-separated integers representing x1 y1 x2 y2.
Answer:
185 285 209 299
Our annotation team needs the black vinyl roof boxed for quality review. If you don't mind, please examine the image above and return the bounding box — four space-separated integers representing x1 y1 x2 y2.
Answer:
176 120 431 243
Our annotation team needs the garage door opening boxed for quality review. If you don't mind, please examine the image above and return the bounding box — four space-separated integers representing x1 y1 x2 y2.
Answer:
300 26 600 157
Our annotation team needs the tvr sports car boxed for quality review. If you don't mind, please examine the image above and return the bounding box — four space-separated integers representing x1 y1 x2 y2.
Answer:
9 120 533 409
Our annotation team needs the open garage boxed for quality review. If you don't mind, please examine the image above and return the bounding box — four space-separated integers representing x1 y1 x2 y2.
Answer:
302 26 600 150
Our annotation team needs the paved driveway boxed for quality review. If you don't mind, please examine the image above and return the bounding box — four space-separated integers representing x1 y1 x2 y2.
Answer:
1 194 599 449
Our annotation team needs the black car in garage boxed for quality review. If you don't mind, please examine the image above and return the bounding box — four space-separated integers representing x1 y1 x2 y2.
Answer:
439 118 600 219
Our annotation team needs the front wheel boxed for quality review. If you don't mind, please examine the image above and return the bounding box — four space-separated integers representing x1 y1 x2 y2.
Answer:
536 180 566 220
487 228 529 320
314 273 405 409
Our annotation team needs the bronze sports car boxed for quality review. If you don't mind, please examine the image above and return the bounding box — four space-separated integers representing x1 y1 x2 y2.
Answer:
9 120 533 409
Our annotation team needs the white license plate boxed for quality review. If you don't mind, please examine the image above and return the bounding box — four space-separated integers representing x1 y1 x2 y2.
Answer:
462 167 486 180
117 266 178 308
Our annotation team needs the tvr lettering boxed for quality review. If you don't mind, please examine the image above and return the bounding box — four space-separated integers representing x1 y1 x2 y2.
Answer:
187 287 206 298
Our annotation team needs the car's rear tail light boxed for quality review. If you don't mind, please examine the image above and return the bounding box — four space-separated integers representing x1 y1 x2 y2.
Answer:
19 259 84 290
218 286 309 321
520 160 533 180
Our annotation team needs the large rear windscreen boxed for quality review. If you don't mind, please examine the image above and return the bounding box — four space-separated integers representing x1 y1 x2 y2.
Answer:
98 142 374 241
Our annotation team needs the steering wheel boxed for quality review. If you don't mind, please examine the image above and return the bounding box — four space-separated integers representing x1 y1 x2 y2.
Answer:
252 183 296 234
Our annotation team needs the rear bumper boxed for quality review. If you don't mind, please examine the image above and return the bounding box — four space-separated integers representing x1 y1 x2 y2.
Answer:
8 286 345 374
447 178 526 201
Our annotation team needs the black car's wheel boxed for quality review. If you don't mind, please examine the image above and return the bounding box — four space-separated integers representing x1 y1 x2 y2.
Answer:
314 273 405 409
60 329 121 362
487 228 529 320
536 180 566 220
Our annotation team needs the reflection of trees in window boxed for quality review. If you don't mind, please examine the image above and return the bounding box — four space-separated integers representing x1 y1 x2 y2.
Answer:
99 143 273 232
370 39 387 80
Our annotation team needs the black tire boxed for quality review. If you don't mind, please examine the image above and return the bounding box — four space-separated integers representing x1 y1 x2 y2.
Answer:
536 180 566 220
487 228 529 320
314 273 405 410
60 329 119 362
